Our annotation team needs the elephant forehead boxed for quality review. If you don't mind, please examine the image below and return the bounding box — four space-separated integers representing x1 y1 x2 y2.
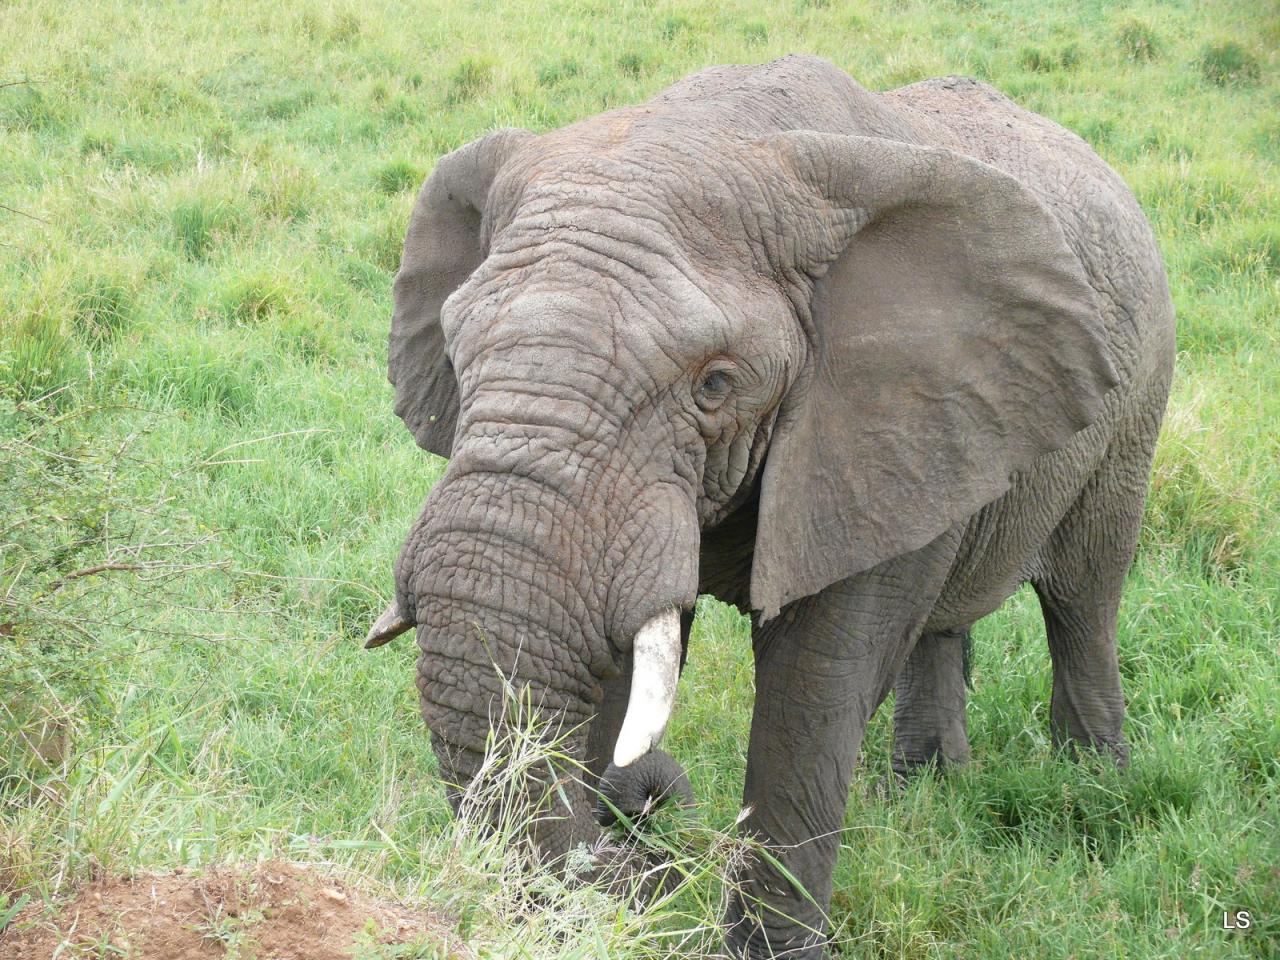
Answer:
494 125 789 252
450 270 740 377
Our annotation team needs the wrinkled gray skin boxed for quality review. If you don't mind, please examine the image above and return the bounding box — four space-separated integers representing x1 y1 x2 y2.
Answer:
370 56 1174 958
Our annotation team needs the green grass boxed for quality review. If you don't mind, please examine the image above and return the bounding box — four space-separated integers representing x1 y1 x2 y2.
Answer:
2 0 1277 956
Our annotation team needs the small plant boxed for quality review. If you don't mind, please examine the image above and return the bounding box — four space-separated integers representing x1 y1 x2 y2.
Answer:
742 20 768 45
617 52 648 79
374 160 420 195
1197 40 1261 87
447 58 493 104
536 58 580 87
70 274 136 344
1116 19 1162 62
195 903 263 959
221 272 288 324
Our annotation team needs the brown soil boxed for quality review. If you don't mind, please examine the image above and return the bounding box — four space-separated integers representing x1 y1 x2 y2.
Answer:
0 860 470 959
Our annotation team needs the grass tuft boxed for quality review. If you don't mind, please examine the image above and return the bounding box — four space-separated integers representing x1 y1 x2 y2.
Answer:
1116 19 1163 62
1196 40 1261 87
1019 44 1081 73
170 196 241 260
358 206 411 273
0 84 65 133
537 59 581 87
374 160 422 195
220 271 289 324
447 58 493 105
69 273 137 344
1145 392 1261 579
742 21 769 46
659 15 693 42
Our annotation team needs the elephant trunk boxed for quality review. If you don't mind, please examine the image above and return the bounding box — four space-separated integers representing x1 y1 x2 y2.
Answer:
398 458 699 868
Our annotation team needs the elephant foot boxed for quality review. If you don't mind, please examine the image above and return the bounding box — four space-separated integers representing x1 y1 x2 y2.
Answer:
868 752 964 801
595 749 694 828
722 895 829 959
589 837 682 905
1052 728 1131 770
867 768 911 801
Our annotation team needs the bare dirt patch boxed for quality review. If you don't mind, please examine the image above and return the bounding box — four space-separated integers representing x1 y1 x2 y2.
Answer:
1 860 469 959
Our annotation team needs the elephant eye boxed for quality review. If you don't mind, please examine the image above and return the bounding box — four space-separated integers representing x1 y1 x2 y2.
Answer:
695 366 733 411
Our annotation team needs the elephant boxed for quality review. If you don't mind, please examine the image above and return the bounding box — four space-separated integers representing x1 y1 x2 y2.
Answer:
364 55 1174 958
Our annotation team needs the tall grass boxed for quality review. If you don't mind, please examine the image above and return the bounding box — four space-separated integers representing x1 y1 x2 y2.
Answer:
2 0 1277 956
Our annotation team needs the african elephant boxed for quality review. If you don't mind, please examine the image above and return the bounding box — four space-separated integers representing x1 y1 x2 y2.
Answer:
365 55 1174 957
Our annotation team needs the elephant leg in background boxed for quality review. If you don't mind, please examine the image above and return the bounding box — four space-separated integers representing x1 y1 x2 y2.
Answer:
1032 403 1161 768
891 627 972 780
584 610 694 788
724 548 954 959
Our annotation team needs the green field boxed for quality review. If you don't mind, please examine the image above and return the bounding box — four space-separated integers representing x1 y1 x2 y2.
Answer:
2 0 1277 956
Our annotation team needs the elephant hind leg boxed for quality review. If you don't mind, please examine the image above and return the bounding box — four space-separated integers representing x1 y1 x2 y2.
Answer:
891 627 973 780
1031 409 1160 768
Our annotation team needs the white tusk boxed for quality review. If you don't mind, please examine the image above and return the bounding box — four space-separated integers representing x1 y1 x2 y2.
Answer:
364 601 413 649
613 608 682 768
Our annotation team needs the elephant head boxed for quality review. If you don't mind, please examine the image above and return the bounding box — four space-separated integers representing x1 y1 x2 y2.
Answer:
367 59 1115 872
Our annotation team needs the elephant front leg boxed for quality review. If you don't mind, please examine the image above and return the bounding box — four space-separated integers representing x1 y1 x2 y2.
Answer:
724 562 948 958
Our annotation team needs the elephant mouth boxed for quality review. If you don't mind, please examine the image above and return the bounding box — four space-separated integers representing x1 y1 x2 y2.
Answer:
397 603 691 874
365 598 689 771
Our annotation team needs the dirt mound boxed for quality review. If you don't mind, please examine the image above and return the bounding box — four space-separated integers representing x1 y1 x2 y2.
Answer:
1 860 469 959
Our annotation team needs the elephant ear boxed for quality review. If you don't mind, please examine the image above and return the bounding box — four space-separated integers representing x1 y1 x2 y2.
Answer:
750 131 1119 620
390 128 534 456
